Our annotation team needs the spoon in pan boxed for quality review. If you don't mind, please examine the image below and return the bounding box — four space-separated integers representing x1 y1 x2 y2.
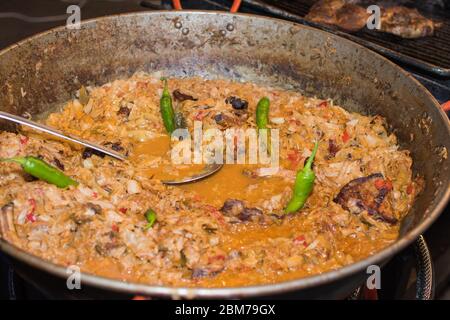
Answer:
161 163 223 185
0 111 223 184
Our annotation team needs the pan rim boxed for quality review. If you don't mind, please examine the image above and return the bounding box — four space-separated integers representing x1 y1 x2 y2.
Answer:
0 10 449 298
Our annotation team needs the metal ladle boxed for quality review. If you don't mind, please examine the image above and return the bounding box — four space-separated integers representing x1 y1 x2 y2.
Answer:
0 111 223 184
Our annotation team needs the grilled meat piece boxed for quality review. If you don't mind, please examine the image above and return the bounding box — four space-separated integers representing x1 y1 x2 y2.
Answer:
306 0 347 25
191 265 224 279
53 157 65 171
327 139 340 159
225 96 248 110
104 141 124 152
82 147 105 159
214 112 242 128
306 1 440 38
192 266 223 278
333 173 397 223
220 199 245 217
306 0 369 32
191 248 227 279
335 3 371 31
238 207 263 222
173 89 197 102
380 6 438 38
117 106 131 117
220 199 264 223
71 203 102 225
94 231 125 257
191 268 214 279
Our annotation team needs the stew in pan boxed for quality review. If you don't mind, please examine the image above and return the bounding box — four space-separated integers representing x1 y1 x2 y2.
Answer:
0 73 422 287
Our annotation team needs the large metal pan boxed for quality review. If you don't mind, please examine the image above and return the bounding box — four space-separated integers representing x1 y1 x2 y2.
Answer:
0 11 449 299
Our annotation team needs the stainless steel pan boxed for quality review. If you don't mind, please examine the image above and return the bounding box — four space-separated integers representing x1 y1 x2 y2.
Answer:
0 11 449 299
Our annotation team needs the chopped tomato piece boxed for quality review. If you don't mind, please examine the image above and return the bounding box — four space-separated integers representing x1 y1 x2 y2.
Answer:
204 204 218 213
385 179 393 191
205 205 225 225
318 101 328 108
406 183 414 195
374 179 385 190
374 179 393 191
28 199 36 212
26 213 37 223
111 224 119 232
342 130 350 143
194 110 209 121
118 208 127 214
92 192 98 198
287 149 302 169
19 136 29 145
208 254 226 263
26 199 37 223
293 235 308 247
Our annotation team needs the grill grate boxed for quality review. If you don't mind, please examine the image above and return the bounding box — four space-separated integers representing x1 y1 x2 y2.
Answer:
242 0 450 77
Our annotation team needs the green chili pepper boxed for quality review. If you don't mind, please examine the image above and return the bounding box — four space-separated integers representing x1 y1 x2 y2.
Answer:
0 156 78 188
144 208 157 229
256 97 270 129
256 97 271 154
160 78 176 134
284 141 319 214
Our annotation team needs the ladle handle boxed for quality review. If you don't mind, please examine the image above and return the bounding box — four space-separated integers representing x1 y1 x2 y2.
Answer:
0 111 126 161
